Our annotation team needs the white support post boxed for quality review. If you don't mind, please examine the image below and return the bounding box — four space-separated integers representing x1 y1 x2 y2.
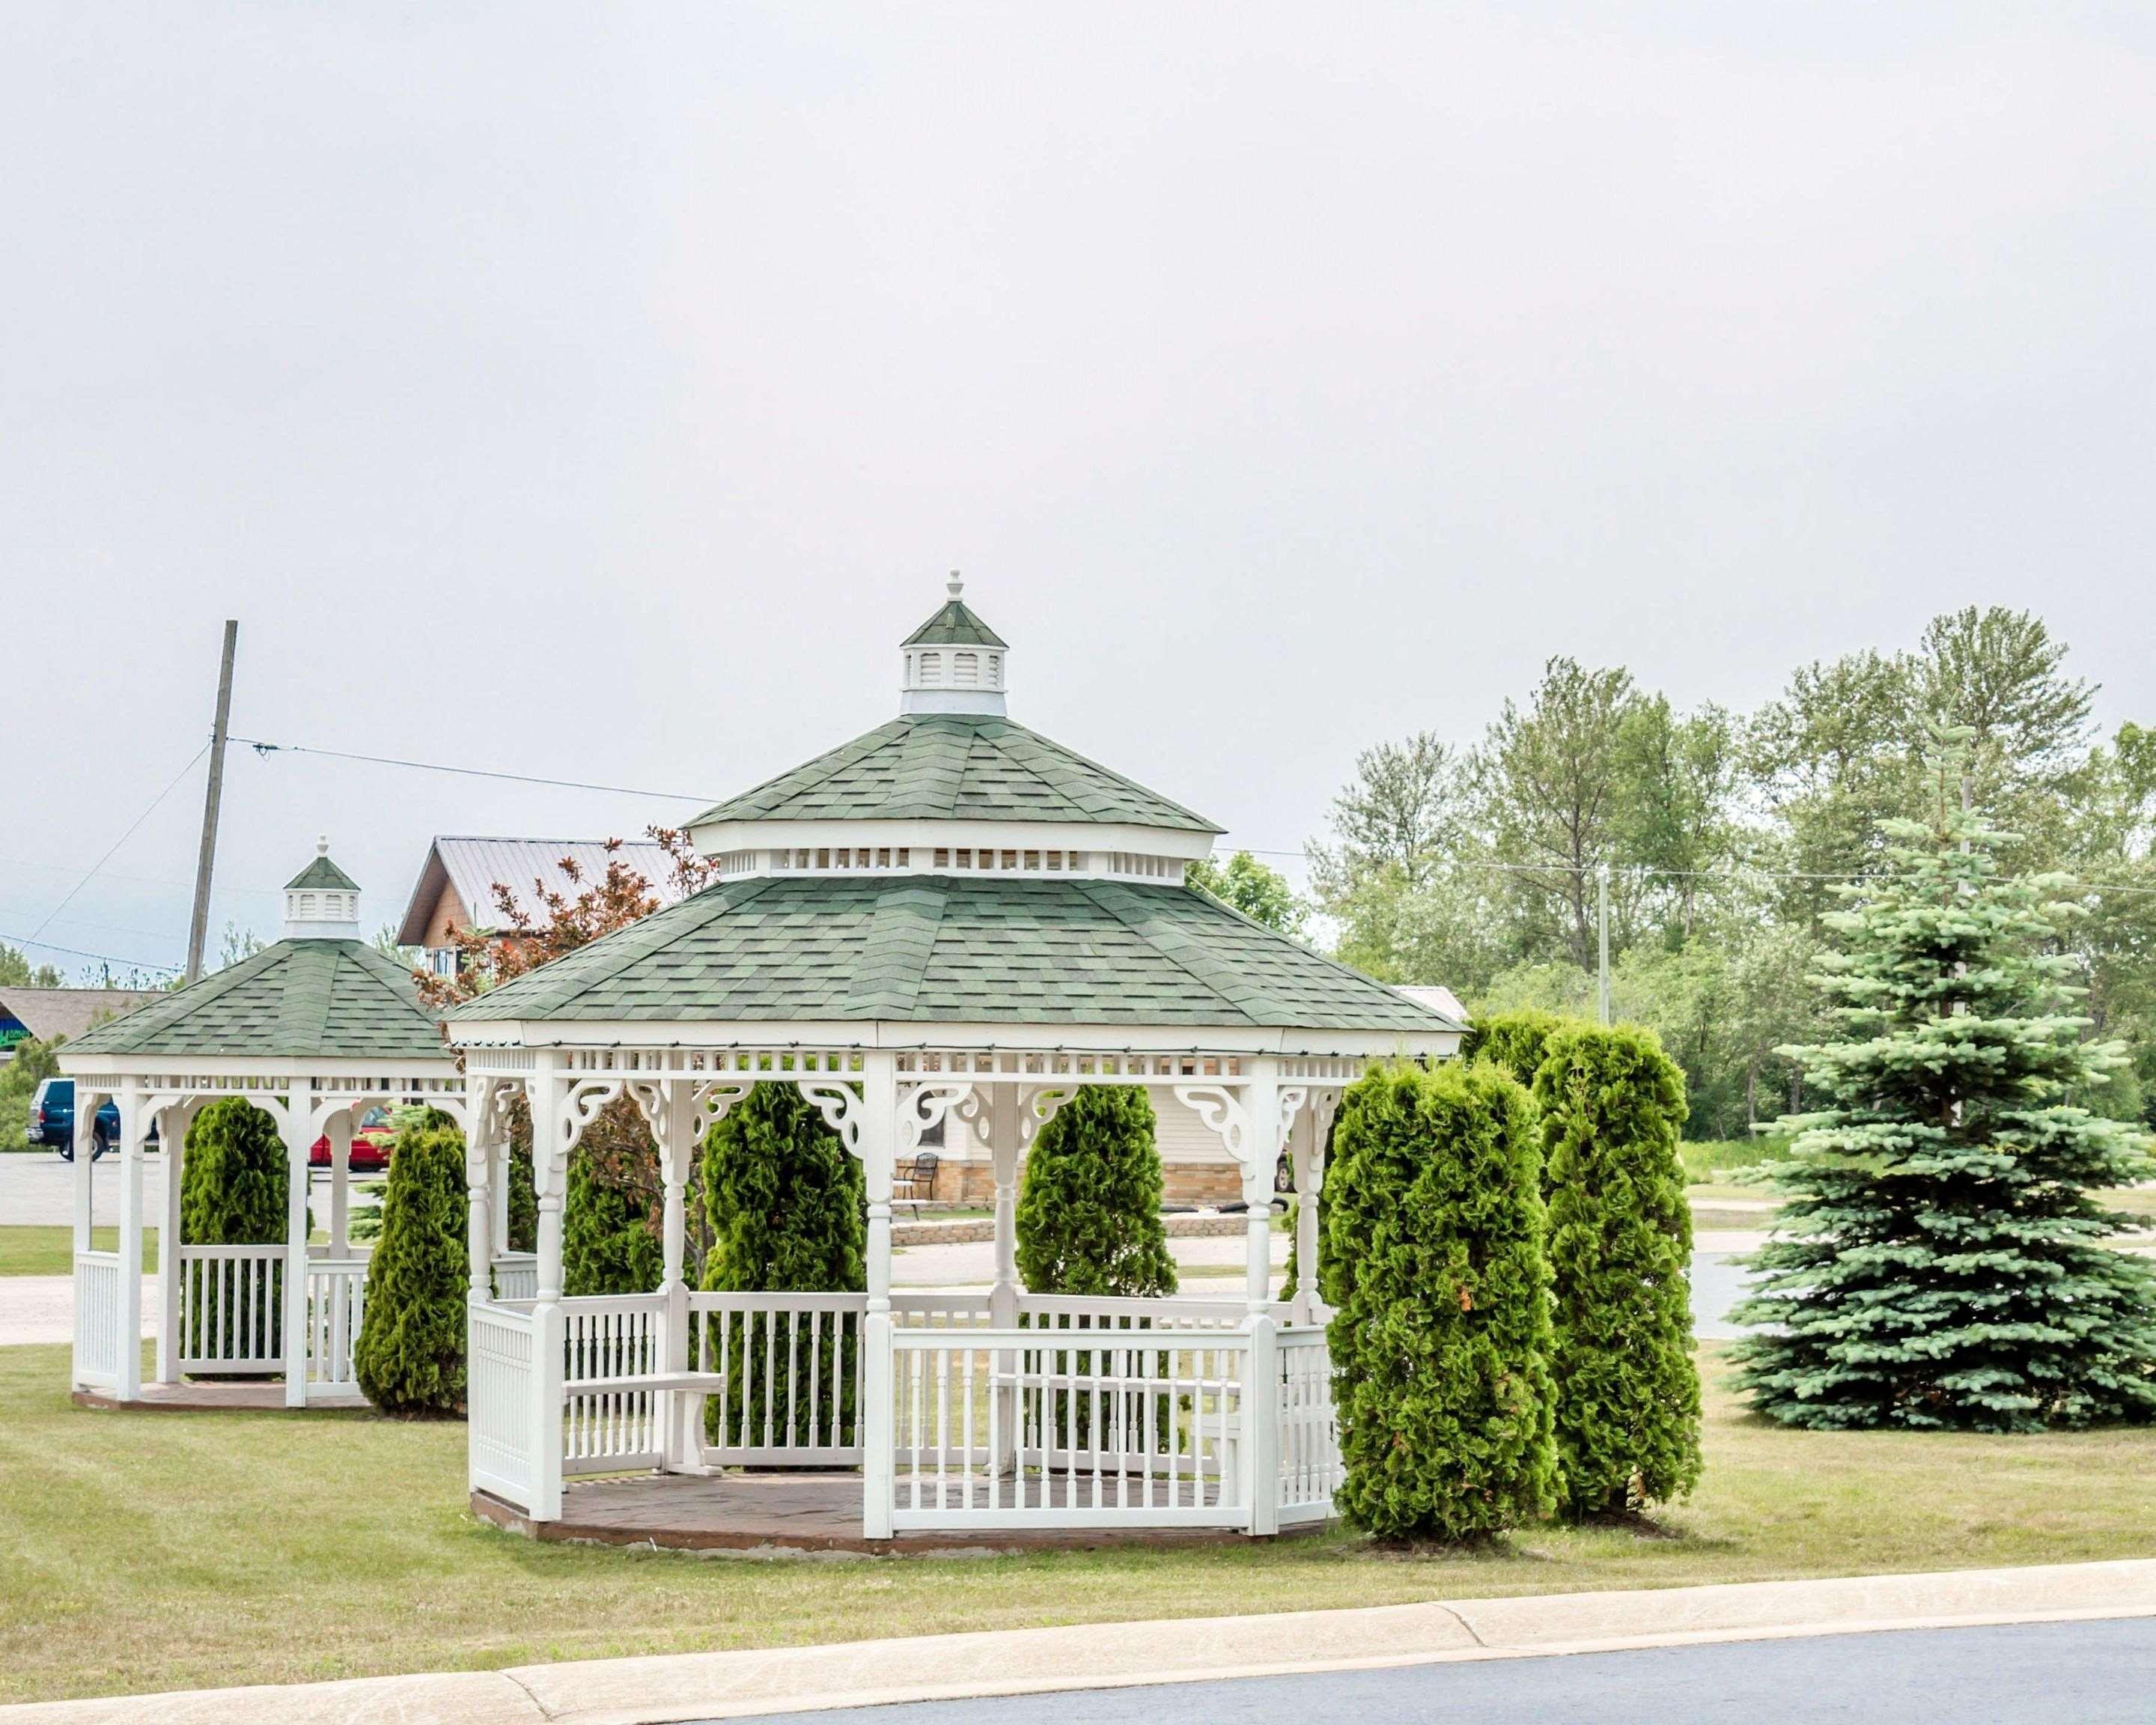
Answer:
1242 1060 1279 1318
327 1113 353 1256
858 1053 898 1541
529 1060 570 1523
155 1101 188 1384
1245 1312 1279 1535
647 1078 700 1473
71 1093 96 1254
1289 1104 1318 1324
988 1074 1020 1328
115 1082 145 1402
282 1089 313 1408
465 1082 495 1305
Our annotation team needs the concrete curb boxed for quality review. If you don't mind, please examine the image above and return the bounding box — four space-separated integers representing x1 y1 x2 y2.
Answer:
8 1558 2156 1723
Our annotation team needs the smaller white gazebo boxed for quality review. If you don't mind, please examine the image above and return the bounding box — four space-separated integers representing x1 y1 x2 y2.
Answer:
61 844 466 1408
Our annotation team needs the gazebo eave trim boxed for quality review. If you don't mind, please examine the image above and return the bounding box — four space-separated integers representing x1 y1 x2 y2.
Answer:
448 1018 1459 1059
57 1051 463 1083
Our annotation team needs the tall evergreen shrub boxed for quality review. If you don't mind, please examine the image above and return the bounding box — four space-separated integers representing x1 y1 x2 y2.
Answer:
1016 1086 1176 1297
1327 1061 1556 1541
701 1083 865 1443
563 1146 663 1297
181 1096 288 1245
180 1098 291 1363
1734 755 2156 1430
1464 1008 1572 1089
353 1113 469 1416
1535 1023 1702 1518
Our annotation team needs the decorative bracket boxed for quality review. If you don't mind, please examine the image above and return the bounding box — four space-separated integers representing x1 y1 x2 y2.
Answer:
798 1080 862 1156
558 1078 624 1156
1017 1085 1074 1150
900 1080 974 1156
1172 1083 1252 1167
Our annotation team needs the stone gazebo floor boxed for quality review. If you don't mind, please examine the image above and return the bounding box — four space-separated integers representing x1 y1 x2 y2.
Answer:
471 1472 1281 1556
73 1380 371 1413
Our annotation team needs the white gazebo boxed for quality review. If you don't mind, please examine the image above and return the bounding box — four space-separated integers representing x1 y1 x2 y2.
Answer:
451 580 1461 1547
61 845 467 1408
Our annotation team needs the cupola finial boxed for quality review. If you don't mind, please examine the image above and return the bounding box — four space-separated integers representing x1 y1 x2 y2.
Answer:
947 568 964 601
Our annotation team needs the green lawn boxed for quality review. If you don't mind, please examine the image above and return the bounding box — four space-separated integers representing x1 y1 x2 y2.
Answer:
0 1226 158 1277
2 1342 2154 1705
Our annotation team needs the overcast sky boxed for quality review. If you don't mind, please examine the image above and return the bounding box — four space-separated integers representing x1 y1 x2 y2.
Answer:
5 3 2153 979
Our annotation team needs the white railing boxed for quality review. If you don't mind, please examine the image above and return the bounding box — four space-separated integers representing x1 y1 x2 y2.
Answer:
305 1259 368 1394
692 1290 868 1466
891 1291 992 1330
493 1253 538 1301
176 1244 286 1373
73 1250 123 1388
1275 1324 1341 1524
887 1327 1250 1530
469 1300 539 1507
1017 1292 1264 1335
561 1293 667 1476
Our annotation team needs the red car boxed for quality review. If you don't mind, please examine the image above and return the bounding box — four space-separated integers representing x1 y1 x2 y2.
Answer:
308 1125 395 1172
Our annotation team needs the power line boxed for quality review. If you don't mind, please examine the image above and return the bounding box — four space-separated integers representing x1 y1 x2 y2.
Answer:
1 932 180 974
234 737 712 803
25 743 210 943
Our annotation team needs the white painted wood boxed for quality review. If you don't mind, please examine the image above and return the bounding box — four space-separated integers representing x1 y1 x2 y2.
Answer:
1274 1325 1342 1524
305 1258 368 1393
469 1301 539 1508
281 1089 311 1408
154 1101 188 1384
327 1113 353 1255
115 1082 144 1402
73 1252 123 1390
175 1244 287 1371
886 1326 1252 1532
689 1291 871 1466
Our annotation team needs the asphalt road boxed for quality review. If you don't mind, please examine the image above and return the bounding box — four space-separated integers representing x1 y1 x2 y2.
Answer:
708 1619 2156 1724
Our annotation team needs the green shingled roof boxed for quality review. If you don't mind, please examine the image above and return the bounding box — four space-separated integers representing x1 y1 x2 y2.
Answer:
903 597 1007 648
66 940 448 1061
286 853 360 892
446 875 1462 1032
690 715 1222 834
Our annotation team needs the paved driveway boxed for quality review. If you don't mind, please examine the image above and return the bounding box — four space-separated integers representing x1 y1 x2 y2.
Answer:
0 1147 169 1227
709 1618 2156 1724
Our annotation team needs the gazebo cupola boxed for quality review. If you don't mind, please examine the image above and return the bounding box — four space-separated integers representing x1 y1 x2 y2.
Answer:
900 572 1008 715
282 838 362 939
689 578 1219 884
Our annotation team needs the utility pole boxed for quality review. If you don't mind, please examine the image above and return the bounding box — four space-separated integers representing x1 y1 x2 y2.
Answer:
183 621 239 985
1596 860 1611 1026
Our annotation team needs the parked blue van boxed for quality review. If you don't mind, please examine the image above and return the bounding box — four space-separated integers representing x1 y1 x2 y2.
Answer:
25 1079 119 1160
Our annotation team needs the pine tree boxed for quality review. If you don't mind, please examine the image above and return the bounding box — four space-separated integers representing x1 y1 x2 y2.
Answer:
1536 1023 1702 1518
701 1083 865 1443
180 1098 292 1364
563 1146 663 1296
1463 1007 1573 1089
1733 746 2156 1431
1326 1060 1556 1541
1016 1086 1176 1297
353 1113 469 1416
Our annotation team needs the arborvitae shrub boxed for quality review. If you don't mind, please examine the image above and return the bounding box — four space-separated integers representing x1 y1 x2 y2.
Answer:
1464 1008 1573 1090
701 1083 865 1443
1735 755 2156 1430
1016 1086 1176 1297
180 1097 291 1363
353 1113 469 1416
1326 1060 1556 1541
181 1096 288 1245
563 1146 663 1297
1535 1023 1702 1518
